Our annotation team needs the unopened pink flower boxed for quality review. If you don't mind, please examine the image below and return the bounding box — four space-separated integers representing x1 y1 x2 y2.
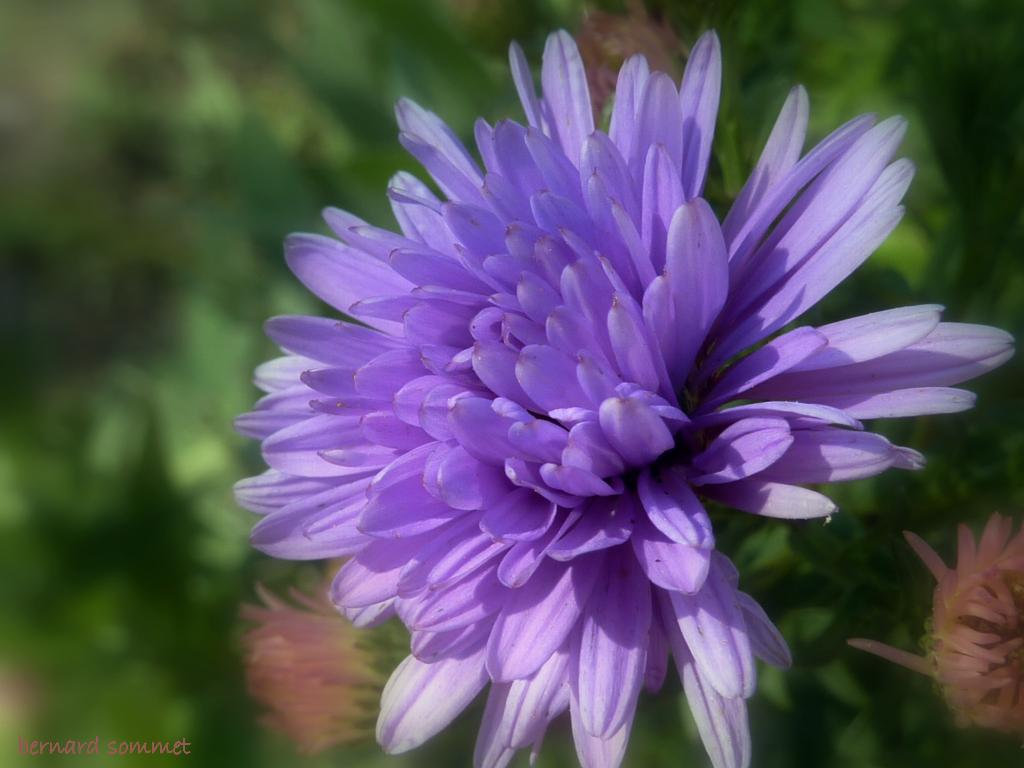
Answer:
850 513 1024 735
241 583 381 754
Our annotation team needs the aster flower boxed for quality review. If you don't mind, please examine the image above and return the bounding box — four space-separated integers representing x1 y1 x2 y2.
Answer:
850 514 1024 736
241 584 380 754
234 28 1014 768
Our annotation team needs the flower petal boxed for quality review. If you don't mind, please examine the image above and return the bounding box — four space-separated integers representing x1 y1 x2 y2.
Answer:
666 198 729 376
678 31 722 199
488 555 601 682
668 555 755 699
540 31 594 166
377 646 489 754
576 548 651 737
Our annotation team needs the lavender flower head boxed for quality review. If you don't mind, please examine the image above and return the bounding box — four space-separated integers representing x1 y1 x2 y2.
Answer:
235 29 1013 768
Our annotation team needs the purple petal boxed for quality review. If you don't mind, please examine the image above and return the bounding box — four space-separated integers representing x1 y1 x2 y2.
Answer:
726 113 875 272
758 428 916 484
793 304 943 371
359 410 430 450
607 294 662 394
668 555 755 699
447 396 518 464
640 145 685 272
631 513 710 594
508 419 570 464
582 132 640 225
398 516 509 597
262 414 375 478
390 247 491 293
700 479 837 520
598 396 675 468
332 537 418 608
678 31 722 199
283 235 411 333
717 153 911 359
396 98 483 184
473 341 535 406
637 468 714 547
815 386 977 419
488 555 602 682
497 510 579 589
690 417 793 485
748 322 1014 400
540 31 594 166
481 488 558 543
517 345 589 412
411 622 490 664
265 315 402 367
569 691 632 768
436 446 511 511
563 419 626 478
444 202 508 257
722 86 808 245
666 198 729 376
251 480 369 559
676 644 751 768
400 132 487 207
377 647 488 754
644 618 670 693
253 355 316 393
344 599 396 628
354 347 427 398
736 591 791 668
360 446 468 537
495 645 570 751
233 470 334 515
576 548 651 736
635 71 684 173
402 564 506 632
387 171 451 251
548 496 634 561
702 326 827 408
509 41 545 130
609 54 649 162
693 401 862 431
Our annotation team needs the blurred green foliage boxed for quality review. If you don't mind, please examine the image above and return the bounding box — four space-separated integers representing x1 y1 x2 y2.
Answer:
0 0 1021 766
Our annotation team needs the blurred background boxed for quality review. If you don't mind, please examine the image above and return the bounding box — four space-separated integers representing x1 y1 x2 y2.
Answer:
1 0 1022 765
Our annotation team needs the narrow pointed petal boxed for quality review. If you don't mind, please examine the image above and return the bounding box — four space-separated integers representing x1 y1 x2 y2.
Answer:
577 549 651 736
509 41 545 130
541 31 594 166
637 468 714 548
481 489 558 543
598 396 675 468
488 556 601 682
569 693 633 768
792 304 943 371
678 31 722 199
396 98 483 184
265 315 402 367
678 649 751 768
548 497 634 560
631 514 711 594
700 479 837 520
377 647 489 754
283 235 412 331
669 556 755 699
736 591 791 668
690 417 793 485
666 198 729 375
723 86 808 244
702 326 827 408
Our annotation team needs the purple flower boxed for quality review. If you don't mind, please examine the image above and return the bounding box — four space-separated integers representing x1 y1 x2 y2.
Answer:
235 29 1013 768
